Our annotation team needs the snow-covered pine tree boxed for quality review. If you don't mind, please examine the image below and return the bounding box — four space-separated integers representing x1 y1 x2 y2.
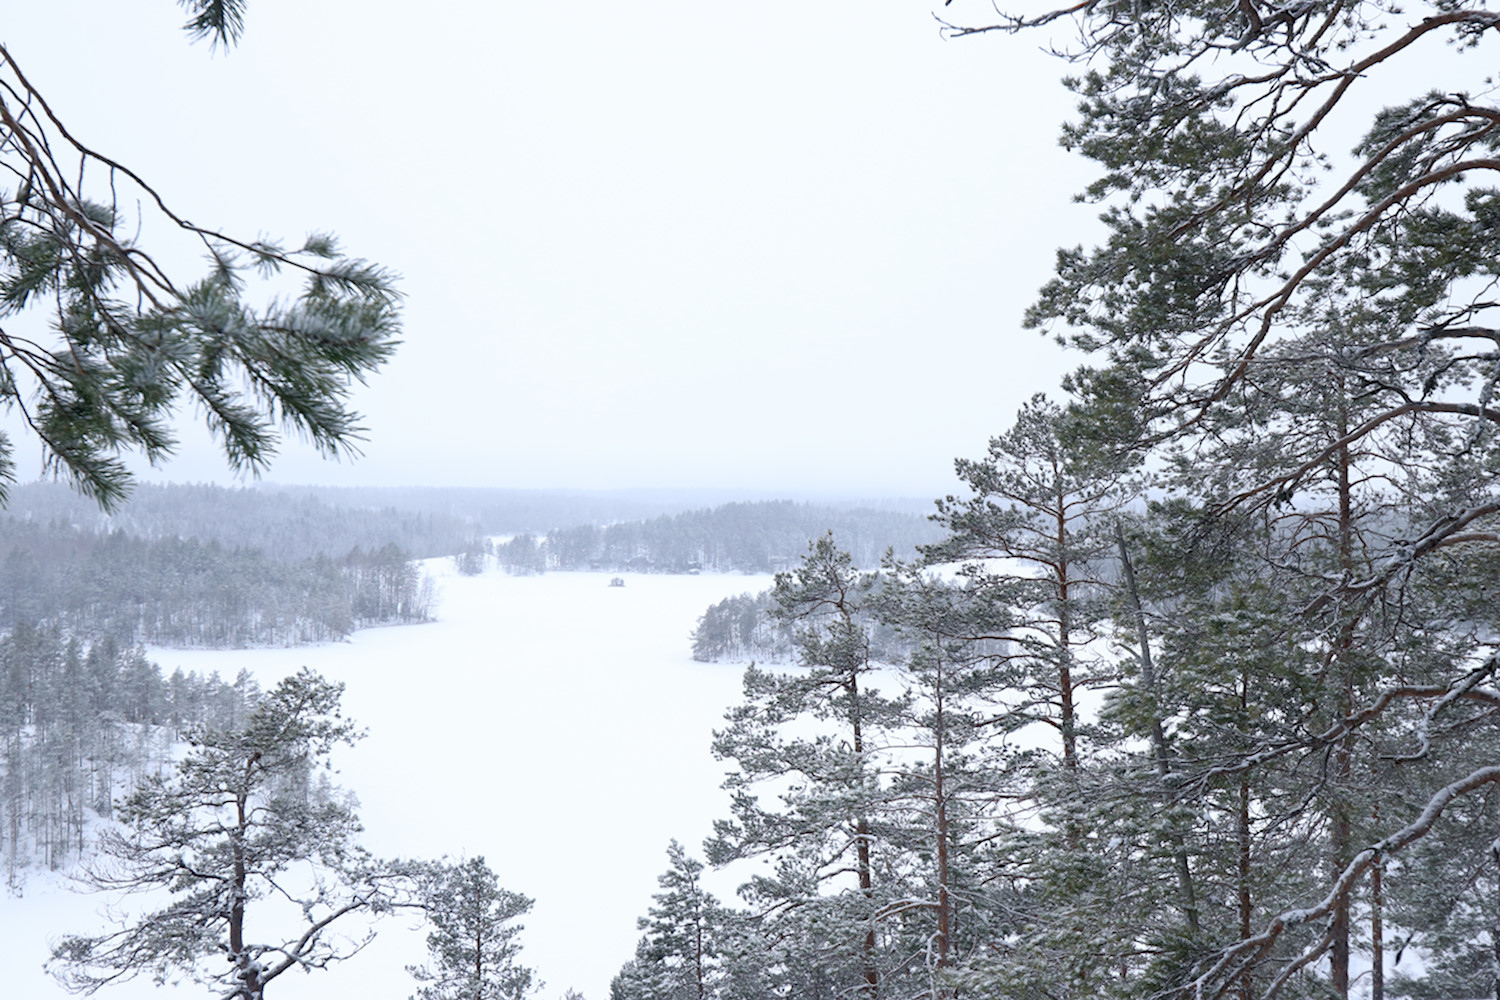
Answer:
708 535 907 998
48 669 405 998
611 841 728 1000
919 395 1144 992
926 394 1128 777
407 856 535 1000
866 561 1014 987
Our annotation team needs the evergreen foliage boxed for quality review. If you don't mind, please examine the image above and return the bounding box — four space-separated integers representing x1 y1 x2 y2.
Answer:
708 537 916 998
612 842 731 1000
270 486 698 537
2 481 476 562
643 386 1500 998
0 8 398 507
407 856 535 1000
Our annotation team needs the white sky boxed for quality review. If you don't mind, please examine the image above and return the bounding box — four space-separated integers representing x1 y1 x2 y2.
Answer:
4 1 1098 496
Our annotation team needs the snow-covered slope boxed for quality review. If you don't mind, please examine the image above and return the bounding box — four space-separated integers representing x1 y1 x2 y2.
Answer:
0 564 773 1000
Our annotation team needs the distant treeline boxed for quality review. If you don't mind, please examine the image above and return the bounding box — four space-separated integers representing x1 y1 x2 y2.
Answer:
0 513 431 648
272 486 936 536
271 485 693 536
0 624 260 883
494 501 943 575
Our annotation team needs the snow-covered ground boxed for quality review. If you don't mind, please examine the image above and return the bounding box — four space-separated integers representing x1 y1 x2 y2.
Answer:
1 563 775 1000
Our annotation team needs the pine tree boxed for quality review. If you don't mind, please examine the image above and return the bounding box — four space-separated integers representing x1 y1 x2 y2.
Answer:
0 1 398 507
867 562 1013 986
920 396 1144 990
407 856 535 1000
49 669 404 999
926 394 1127 776
612 842 727 1000
708 535 906 998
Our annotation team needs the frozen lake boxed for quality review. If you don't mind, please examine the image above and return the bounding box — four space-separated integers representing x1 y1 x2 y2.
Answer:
2 564 776 1000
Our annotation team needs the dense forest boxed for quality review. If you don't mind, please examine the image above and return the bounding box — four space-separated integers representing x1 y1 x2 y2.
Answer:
0 512 431 647
0 624 261 885
615 394 1500 999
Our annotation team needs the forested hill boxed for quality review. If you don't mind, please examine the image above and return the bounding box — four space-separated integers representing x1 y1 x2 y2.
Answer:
0 484 440 647
0 519 429 647
4 482 474 561
502 500 943 574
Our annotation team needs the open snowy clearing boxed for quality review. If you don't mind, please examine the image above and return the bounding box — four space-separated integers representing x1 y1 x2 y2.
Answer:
2 564 775 1000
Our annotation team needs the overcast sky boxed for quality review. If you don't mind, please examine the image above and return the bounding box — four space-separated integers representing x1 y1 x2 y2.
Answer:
5 1 1100 497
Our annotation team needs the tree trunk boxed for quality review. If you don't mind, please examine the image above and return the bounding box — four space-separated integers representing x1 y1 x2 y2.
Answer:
934 658 951 976
1238 772 1253 1000
1371 850 1384 1000
1058 495 1077 773
850 673 878 1000
1116 525 1200 934
1330 396 1355 1000
476 924 486 1000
